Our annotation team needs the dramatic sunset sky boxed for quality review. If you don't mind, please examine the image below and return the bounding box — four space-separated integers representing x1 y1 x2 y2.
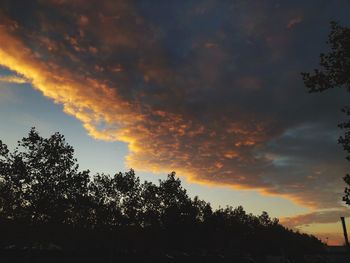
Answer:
1 0 350 245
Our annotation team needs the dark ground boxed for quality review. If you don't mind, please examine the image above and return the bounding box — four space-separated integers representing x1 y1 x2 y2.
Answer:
1 248 349 263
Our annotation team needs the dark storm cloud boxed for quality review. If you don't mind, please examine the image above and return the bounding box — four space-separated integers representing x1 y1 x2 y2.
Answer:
1 0 350 220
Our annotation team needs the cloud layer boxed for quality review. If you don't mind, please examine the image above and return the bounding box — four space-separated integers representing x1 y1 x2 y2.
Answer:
282 208 350 228
1 0 350 221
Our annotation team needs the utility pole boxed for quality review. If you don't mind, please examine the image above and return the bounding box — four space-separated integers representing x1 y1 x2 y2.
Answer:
340 217 349 247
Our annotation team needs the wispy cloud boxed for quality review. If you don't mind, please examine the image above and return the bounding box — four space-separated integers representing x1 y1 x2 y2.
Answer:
0 75 28 84
287 16 303 29
281 208 350 228
281 207 350 245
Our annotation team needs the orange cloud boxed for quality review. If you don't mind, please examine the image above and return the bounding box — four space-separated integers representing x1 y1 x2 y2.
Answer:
281 208 350 228
0 21 278 200
280 208 350 245
0 0 347 215
0 74 28 84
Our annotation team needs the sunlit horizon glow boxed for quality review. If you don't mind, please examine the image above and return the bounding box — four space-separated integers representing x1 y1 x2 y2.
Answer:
0 0 350 245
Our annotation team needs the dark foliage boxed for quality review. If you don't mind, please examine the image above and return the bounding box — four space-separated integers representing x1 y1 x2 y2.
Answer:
302 22 350 205
0 128 323 257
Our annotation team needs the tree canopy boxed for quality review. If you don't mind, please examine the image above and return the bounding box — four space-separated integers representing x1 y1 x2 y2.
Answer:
302 22 350 205
0 128 323 256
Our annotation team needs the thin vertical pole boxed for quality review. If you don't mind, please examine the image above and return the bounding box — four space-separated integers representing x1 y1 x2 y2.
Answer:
340 217 349 246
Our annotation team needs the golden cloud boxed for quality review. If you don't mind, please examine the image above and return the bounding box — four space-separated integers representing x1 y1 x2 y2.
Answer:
0 0 347 213
0 74 28 84
0 22 278 199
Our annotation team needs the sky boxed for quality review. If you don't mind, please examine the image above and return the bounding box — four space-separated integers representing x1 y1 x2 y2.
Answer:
0 0 350 245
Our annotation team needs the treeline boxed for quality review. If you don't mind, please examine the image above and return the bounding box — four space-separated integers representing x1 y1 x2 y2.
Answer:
0 128 323 256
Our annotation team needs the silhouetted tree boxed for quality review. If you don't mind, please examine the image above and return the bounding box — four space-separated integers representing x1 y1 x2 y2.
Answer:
302 21 350 205
88 173 123 228
140 180 162 227
0 128 324 256
0 128 90 226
